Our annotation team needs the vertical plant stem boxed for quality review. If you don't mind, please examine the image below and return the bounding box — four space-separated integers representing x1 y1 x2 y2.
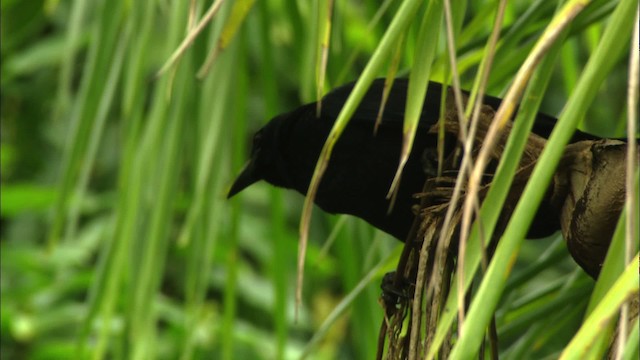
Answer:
617 4 639 359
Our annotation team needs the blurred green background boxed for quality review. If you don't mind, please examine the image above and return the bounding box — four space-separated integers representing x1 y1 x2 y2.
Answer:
1 0 636 359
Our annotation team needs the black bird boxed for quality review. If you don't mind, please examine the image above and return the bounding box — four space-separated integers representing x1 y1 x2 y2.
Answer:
227 79 599 241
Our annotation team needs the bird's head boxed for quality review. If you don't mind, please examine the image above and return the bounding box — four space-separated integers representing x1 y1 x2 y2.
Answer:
227 111 299 198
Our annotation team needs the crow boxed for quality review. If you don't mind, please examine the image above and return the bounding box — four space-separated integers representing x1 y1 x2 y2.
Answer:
227 78 600 242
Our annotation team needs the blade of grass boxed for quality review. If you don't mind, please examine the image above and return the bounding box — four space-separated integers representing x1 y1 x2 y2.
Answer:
449 0 637 356
63 15 127 253
176 0 230 247
67 1 133 356
155 0 225 77
180 38 232 359
130 55 193 360
618 6 639 358
255 2 290 358
621 317 639 360
78 1 195 357
498 275 592 342
296 0 424 319
374 33 404 135
386 0 442 202
54 0 87 119
299 245 402 359
335 222 386 359
454 0 508 331
315 0 334 117
427 6 570 356
197 0 256 78
503 238 567 295
48 0 126 248
559 256 639 360
335 0 396 86
455 0 588 332
221 39 247 360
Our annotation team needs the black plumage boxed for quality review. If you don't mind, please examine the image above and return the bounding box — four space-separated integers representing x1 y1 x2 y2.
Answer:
228 79 598 241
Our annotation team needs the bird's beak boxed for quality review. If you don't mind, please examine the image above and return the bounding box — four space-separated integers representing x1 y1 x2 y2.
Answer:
227 160 260 199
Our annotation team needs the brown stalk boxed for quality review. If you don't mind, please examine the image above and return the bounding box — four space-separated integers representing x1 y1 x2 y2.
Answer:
457 1 587 338
616 5 639 359
156 0 226 78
